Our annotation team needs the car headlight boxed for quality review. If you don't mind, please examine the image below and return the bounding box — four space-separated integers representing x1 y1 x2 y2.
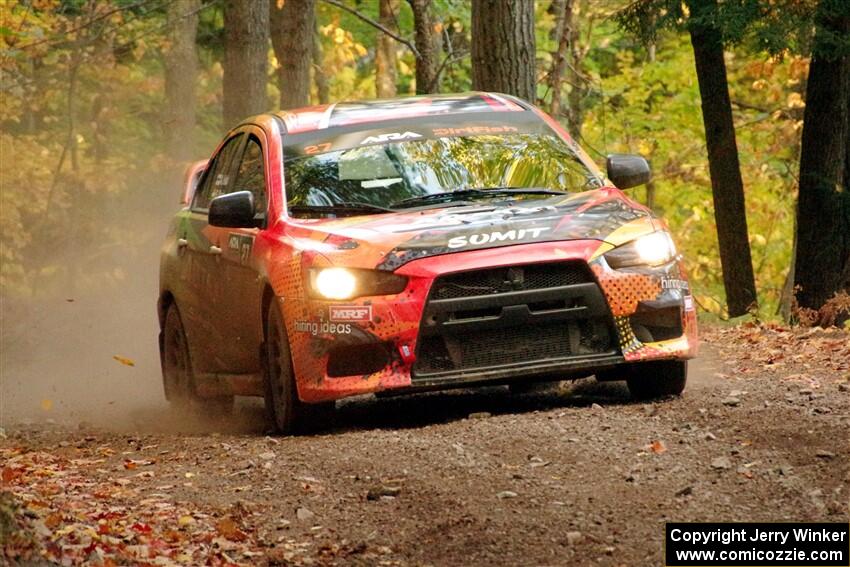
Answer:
604 231 677 269
309 268 407 300
313 268 357 299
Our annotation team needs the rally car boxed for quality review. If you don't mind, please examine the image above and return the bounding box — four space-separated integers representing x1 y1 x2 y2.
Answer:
158 93 698 432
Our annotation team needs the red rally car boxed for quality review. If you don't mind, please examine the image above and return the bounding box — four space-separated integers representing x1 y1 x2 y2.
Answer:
158 93 698 432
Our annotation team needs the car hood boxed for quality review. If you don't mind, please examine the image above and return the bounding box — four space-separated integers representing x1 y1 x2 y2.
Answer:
284 187 659 270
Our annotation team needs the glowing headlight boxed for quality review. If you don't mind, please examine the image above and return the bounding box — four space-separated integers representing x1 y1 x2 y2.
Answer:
604 231 677 269
308 267 408 299
634 232 677 265
314 268 357 300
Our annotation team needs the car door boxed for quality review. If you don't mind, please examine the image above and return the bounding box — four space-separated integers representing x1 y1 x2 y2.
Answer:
207 131 269 374
180 133 245 374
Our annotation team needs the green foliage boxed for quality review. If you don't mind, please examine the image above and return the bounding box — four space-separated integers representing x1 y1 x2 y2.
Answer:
577 24 804 317
615 0 849 59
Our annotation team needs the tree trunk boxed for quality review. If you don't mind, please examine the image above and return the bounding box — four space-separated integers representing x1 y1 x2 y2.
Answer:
779 223 796 322
686 0 757 317
547 0 572 117
564 2 587 138
376 0 399 98
409 0 442 94
270 0 315 110
223 0 269 127
312 23 329 104
164 0 200 161
793 5 850 323
471 0 536 102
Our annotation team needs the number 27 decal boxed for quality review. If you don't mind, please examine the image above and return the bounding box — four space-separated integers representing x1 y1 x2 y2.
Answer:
304 142 332 155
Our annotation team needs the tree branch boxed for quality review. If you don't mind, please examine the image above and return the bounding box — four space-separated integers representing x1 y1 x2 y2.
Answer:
17 0 157 50
320 0 419 57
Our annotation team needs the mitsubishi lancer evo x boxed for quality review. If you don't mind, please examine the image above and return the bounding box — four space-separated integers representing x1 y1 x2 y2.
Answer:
158 93 698 432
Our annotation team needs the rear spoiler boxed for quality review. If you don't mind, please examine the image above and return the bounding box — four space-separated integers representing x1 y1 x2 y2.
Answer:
181 160 208 205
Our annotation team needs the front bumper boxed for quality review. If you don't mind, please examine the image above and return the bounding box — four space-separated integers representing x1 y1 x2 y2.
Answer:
285 240 698 403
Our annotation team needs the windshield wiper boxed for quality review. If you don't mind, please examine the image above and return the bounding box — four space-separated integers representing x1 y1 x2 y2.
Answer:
289 202 392 216
390 187 567 209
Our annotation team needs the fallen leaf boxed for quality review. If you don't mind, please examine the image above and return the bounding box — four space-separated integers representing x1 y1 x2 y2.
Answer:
131 522 152 534
2 466 21 484
113 355 135 367
649 440 667 454
216 517 248 542
44 512 63 528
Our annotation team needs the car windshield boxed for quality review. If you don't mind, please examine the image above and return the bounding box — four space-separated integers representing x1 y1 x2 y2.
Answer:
284 133 602 217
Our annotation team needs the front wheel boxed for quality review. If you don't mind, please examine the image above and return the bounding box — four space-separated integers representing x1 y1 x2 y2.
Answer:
263 302 302 433
626 360 687 401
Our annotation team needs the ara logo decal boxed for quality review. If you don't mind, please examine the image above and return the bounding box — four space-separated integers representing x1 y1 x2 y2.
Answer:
360 131 422 145
447 227 551 249
329 305 372 322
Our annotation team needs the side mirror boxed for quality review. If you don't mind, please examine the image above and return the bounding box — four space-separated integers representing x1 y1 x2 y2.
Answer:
209 191 257 228
181 160 208 205
606 154 651 189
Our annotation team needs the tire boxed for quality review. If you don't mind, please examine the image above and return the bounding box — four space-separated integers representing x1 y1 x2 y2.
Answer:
161 304 234 414
162 304 197 408
626 360 687 401
263 302 302 433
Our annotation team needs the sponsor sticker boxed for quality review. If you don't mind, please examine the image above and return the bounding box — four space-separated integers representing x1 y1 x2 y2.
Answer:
329 305 372 322
294 320 352 336
227 233 254 264
447 226 551 249
360 131 422 145
661 277 690 291
432 125 519 136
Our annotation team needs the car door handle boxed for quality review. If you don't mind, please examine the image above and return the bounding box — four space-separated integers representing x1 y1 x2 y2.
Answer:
209 245 222 255
177 238 188 248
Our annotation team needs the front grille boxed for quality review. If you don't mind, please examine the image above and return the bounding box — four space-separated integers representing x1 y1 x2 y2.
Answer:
416 319 611 374
413 262 617 378
430 262 593 300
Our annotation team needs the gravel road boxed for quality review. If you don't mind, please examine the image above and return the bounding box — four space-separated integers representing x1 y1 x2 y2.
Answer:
2 326 848 566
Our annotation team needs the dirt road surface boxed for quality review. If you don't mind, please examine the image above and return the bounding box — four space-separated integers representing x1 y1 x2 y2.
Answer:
2 325 848 566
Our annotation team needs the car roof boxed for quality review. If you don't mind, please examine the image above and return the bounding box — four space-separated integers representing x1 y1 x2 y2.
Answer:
272 92 532 134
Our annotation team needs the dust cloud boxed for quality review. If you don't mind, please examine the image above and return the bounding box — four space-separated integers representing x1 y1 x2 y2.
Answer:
0 171 189 431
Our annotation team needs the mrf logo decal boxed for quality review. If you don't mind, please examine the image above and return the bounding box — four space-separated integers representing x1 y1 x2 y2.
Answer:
360 131 422 145
329 305 373 322
447 227 551 249
228 233 254 264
